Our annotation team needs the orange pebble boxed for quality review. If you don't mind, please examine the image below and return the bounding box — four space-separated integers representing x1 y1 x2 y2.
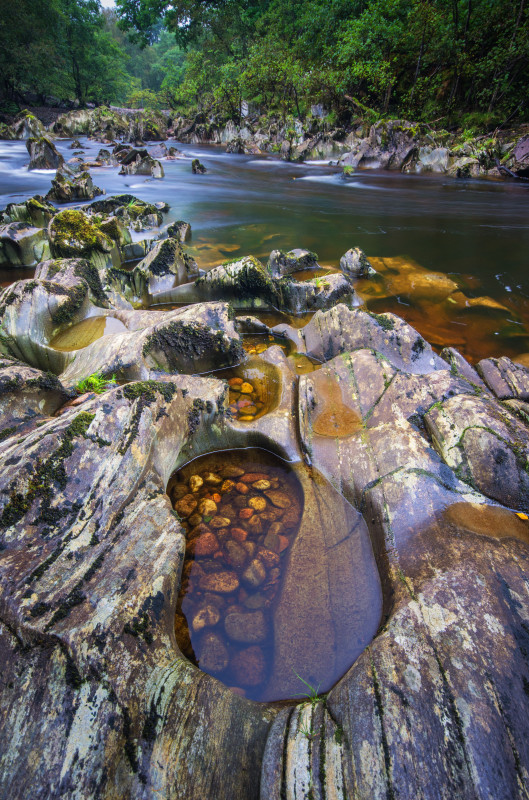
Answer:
277 535 290 552
213 550 224 559
235 482 249 494
239 508 253 520
228 377 244 386
212 493 221 503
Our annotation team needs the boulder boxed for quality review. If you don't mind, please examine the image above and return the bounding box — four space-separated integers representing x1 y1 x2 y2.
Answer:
192 159 207 174
119 153 164 178
340 119 419 171
48 209 116 269
46 170 104 203
268 248 319 278
166 220 191 242
0 222 50 269
26 137 64 170
0 196 56 228
339 247 376 278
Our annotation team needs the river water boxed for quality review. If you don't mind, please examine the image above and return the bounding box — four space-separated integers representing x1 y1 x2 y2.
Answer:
1 136 529 363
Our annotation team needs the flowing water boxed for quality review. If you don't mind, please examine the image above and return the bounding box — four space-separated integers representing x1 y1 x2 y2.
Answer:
1 136 529 362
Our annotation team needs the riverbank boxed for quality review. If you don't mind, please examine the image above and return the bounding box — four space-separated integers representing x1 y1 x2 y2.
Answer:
2 105 529 181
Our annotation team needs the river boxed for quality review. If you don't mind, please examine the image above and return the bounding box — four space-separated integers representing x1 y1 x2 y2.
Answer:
1 136 528 363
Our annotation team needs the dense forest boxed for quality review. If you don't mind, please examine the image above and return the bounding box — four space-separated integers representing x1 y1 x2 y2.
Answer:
1 0 528 128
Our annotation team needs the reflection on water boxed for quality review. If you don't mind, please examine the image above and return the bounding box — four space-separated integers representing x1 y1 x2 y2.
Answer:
0 266 35 288
49 315 127 351
445 502 529 544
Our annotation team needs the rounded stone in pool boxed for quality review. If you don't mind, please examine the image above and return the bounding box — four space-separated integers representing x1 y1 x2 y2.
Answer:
168 448 382 702
49 315 127 351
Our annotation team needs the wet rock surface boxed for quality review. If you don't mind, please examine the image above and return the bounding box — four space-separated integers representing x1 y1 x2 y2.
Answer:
0 187 529 798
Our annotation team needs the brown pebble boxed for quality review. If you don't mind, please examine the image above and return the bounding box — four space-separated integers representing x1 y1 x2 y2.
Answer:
220 466 245 478
189 530 219 557
224 609 267 643
169 483 188 503
210 516 231 529
199 571 239 593
241 473 270 484
264 490 292 509
191 604 220 632
242 558 267 588
175 494 198 518
225 540 248 569
203 471 222 485
235 482 249 495
246 515 263 534
263 532 280 553
189 474 204 493
188 513 202 528
242 542 256 560
198 631 229 673
188 522 211 541
230 646 266 686
198 498 217 516
257 547 280 568
228 377 244 387
239 508 253 520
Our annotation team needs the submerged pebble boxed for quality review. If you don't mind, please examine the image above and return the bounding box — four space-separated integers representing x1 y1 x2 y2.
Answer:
169 451 303 700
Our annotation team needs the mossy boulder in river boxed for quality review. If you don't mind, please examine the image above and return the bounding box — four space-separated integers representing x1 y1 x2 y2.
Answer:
267 248 319 278
46 169 104 203
48 209 116 268
0 222 50 269
26 137 64 170
0 196 56 228
118 152 164 178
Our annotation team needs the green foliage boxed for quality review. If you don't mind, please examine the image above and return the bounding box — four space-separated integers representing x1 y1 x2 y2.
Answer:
112 0 529 125
0 0 129 105
292 670 321 705
2 0 528 124
75 371 117 395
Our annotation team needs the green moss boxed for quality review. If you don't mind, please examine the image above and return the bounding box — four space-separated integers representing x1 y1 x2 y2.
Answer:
0 411 95 532
47 281 87 326
118 381 178 454
366 311 396 332
0 425 18 442
50 209 112 258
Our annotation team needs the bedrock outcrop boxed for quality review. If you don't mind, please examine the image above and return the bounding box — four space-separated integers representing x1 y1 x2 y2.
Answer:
0 214 529 799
